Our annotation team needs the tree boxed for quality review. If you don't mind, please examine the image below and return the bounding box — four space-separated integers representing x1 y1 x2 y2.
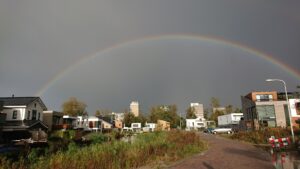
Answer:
123 112 147 127
149 104 180 128
209 110 225 125
204 108 209 119
225 105 233 114
210 97 220 108
233 107 242 113
62 97 87 116
94 109 112 117
186 107 197 119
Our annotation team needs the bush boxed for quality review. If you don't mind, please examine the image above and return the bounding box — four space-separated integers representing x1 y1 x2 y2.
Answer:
231 128 291 144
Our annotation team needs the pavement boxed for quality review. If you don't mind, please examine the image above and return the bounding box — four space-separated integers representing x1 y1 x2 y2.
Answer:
168 133 274 169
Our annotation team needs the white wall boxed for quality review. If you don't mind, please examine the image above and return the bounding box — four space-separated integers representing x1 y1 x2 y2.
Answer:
3 107 26 121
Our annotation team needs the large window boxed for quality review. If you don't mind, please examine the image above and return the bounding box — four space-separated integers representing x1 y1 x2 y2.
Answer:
256 94 273 101
12 110 18 119
256 105 276 127
27 111 31 120
32 110 37 120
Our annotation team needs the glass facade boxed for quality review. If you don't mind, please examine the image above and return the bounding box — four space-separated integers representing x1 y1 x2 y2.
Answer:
256 105 276 127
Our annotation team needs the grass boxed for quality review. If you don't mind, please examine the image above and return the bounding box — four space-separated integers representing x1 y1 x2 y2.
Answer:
0 130 207 169
230 128 291 144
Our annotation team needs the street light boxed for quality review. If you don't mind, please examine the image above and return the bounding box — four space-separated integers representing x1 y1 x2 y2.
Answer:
266 79 295 143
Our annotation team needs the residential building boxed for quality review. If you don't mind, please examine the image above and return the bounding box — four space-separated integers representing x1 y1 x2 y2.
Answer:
130 101 139 117
0 96 48 141
156 120 170 131
101 119 112 129
186 117 206 131
62 115 78 129
288 99 300 127
114 120 123 129
87 116 101 131
217 113 243 128
241 91 287 130
190 103 204 118
43 110 64 131
114 112 124 121
143 123 156 132
131 123 142 132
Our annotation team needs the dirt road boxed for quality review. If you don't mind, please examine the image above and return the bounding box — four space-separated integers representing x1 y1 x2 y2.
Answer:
169 133 274 169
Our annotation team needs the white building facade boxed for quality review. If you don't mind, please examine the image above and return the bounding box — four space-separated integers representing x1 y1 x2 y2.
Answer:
217 113 243 127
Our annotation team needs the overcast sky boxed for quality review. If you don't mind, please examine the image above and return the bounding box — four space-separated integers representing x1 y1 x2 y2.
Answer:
0 0 299 114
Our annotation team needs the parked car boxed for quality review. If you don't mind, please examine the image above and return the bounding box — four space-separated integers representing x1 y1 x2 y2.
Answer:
211 128 232 134
203 128 214 134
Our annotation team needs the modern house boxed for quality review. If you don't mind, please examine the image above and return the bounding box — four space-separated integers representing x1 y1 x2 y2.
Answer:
287 98 300 127
87 116 101 131
156 120 170 131
131 123 142 132
43 110 64 131
143 123 156 132
62 115 78 129
241 91 288 130
186 117 207 131
217 113 243 128
0 96 48 141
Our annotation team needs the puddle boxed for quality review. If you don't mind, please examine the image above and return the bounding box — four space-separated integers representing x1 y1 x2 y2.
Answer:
271 151 300 169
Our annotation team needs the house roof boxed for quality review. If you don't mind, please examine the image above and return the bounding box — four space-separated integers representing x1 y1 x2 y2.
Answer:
0 97 47 110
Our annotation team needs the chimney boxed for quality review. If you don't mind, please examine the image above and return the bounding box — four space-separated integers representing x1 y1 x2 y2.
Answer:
12 94 14 98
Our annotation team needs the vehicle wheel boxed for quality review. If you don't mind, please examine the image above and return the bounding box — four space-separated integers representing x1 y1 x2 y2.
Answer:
227 131 231 134
213 131 217 134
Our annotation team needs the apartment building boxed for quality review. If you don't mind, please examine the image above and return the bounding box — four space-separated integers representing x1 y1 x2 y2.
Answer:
241 91 287 130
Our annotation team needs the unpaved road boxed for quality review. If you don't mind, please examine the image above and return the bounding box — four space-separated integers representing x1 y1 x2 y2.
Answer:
169 133 274 169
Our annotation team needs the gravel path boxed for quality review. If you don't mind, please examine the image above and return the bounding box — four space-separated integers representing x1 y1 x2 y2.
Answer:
169 133 274 169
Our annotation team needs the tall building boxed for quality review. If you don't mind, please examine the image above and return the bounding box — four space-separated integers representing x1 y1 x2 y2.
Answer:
130 101 139 117
190 103 204 118
241 91 287 130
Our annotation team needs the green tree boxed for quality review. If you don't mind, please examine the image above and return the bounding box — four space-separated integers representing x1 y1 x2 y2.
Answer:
123 112 147 127
149 104 180 128
62 97 87 116
209 110 225 125
204 108 209 119
233 107 242 113
210 97 220 108
225 105 233 114
186 107 197 119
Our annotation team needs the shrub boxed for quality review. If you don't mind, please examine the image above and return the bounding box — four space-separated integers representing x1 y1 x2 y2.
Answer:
231 128 291 144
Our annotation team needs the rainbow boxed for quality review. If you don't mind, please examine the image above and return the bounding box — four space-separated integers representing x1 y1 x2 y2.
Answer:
36 34 300 96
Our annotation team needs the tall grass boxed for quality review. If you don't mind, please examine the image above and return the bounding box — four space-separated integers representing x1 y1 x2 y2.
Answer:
0 130 207 169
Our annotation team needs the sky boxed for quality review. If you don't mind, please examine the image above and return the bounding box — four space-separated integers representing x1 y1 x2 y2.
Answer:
0 0 300 114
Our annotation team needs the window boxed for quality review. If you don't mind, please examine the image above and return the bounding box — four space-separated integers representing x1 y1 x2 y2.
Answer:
38 112 40 120
12 110 18 119
27 111 31 120
296 102 300 115
32 110 37 120
256 94 273 101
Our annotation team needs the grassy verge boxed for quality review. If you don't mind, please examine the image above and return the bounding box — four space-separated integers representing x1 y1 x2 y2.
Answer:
0 130 207 169
230 128 291 144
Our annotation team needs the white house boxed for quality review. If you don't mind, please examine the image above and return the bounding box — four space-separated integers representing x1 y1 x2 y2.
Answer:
131 123 142 132
0 96 48 142
217 113 243 127
143 123 156 132
0 96 48 132
186 117 206 131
